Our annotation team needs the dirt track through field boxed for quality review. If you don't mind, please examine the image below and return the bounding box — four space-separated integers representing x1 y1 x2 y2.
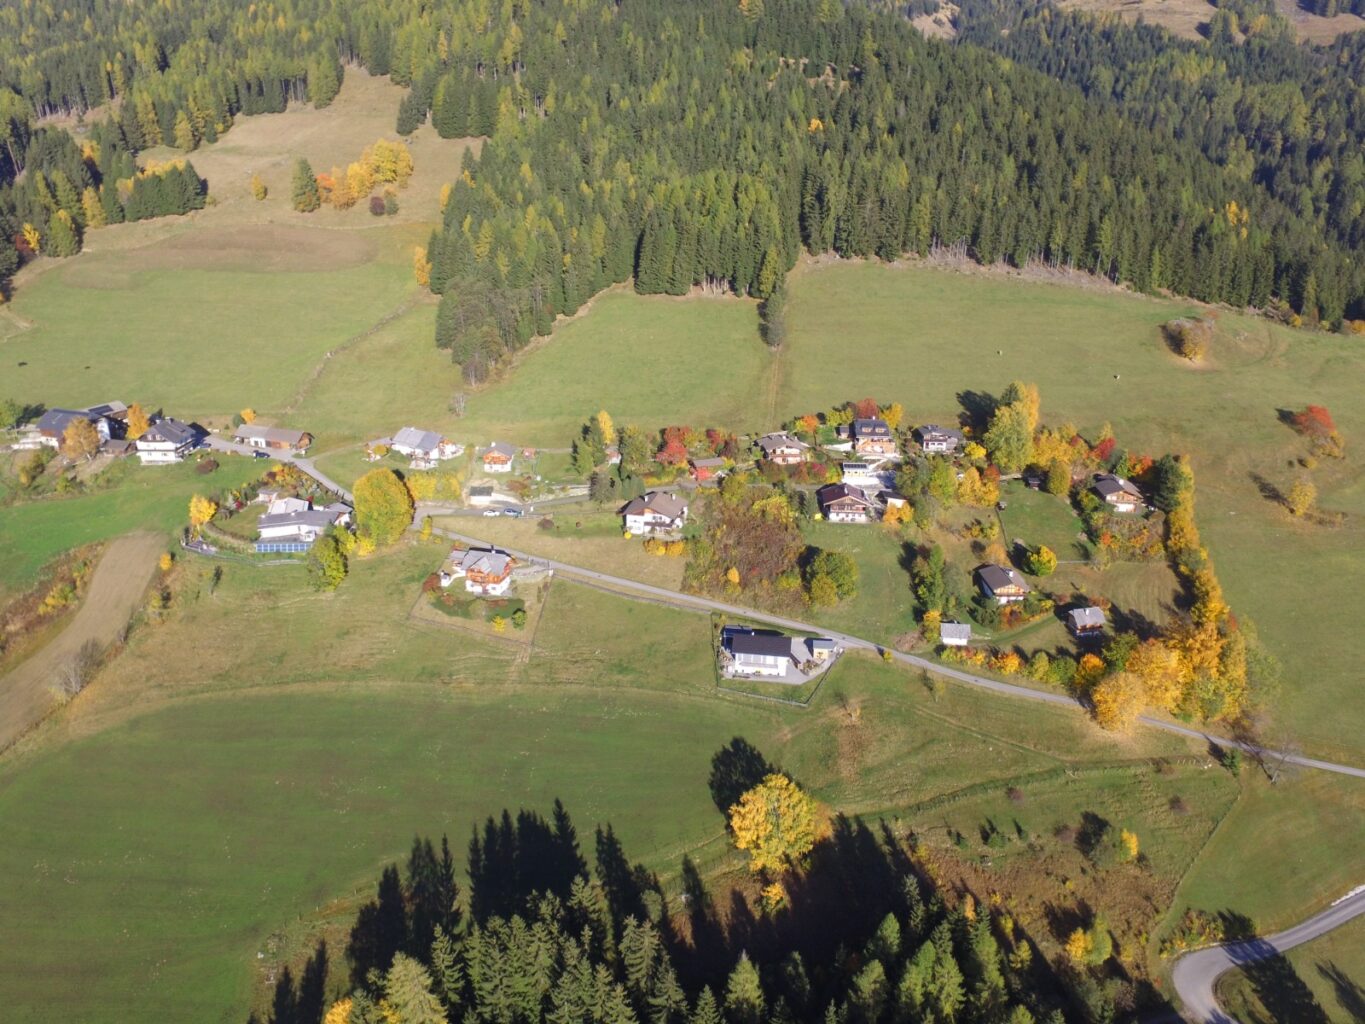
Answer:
0 532 164 751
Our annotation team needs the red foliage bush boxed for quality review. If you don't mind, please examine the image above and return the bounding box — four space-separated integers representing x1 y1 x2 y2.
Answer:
1289 405 1336 439
853 397 880 419
1092 437 1117 463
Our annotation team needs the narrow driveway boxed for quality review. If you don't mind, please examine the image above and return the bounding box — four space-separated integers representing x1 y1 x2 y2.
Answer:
430 525 1365 780
204 437 352 500
1172 887 1365 1022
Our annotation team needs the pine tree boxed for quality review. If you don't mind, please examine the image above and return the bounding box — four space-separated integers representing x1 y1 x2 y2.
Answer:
383 954 446 1024
689 988 723 1024
45 209 80 257
723 953 765 1024
292 158 321 212
173 110 196 150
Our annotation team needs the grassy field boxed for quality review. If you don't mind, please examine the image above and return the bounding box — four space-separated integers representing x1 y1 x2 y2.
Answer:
453 289 771 448
1218 913 1365 1023
782 261 1365 763
1056 0 1365 42
0 536 1240 1023
0 458 260 596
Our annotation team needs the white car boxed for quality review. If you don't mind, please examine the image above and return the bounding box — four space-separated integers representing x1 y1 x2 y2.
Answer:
482 508 500 517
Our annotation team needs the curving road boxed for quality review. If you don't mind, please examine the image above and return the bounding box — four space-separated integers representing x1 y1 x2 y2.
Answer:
204 436 353 500
1171 887 1365 1022
427 525 1365 779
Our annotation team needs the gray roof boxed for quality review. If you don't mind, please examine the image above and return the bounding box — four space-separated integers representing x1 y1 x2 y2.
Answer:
36 408 101 435
84 401 128 420
257 508 341 531
141 417 199 446
393 426 443 452
621 490 688 519
940 621 972 642
808 637 837 650
756 432 809 455
730 632 796 659
236 423 309 446
469 485 495 497
691 457 726 469
916 424 965 443
459 547 513 575
485 441 518 458
853 418 892 438
1068 606 1107 629
976 564 1031 593
1094 473 1143 500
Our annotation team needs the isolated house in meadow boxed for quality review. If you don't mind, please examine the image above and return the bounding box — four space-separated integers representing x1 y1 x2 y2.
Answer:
482 442 517 473
441 546 516 596
1093 473 1144 513
1067 606 1107 640
234 423 312 453
915 424 966 455
755 432 810 465
817 482 878 524
136 417 201 464
940 621 972 647
391 427 462 463
851 418 897 458
725 630 799 678
976 563 1031 605
621 491 689 534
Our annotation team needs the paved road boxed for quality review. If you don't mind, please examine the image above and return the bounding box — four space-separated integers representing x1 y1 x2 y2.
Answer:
0 533 165 752
430 524 1365 780
1172 887 1365 1022
205 437 352 500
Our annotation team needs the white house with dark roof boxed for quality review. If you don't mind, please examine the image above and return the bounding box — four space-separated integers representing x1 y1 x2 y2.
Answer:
254 497 350 551
915 424 966 455
621 491 689 534
1093 473 1144 513
976 564 1031 604
440 546 516 595
755 432 810 465
482 441 517 473
817 482 878 523
136 417 201 464
851 418 898 459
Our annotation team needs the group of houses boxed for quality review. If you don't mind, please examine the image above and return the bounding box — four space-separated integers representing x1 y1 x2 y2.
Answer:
12 400 211 466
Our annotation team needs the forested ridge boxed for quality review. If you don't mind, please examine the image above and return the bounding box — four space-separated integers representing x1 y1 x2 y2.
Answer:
2 0 1363 346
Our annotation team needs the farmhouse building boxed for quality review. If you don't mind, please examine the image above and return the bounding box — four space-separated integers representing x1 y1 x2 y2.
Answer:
755 432 810 465
482 442 517 473
390 427 462 463
817 482 878 524
621 491 689 534
1093 473 1144 512
234 424 312 453
915 424 966 455
851 418 897 458
27 407 115 449
136 417 201 464
1067 606 1107 639
440 546 516 596
976 563 1031 604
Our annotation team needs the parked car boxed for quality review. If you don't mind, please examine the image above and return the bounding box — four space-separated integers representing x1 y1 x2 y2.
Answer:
501 507 523 517
253 451 269 459
482 508 501 517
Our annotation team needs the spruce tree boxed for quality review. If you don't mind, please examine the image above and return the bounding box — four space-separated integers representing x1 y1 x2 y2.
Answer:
291 158 321 212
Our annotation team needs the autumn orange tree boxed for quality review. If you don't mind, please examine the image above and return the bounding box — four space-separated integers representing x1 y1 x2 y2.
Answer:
125 402 150 440
61 417 100 460
729 773 817 874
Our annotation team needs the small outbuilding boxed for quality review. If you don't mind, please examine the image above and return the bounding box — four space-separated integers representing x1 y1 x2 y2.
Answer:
940 621 972 647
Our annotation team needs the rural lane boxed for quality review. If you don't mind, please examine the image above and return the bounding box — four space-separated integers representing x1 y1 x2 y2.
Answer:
427 525 1365 779
204 436 353 500
0 532 166 752
1171 887 1365 1023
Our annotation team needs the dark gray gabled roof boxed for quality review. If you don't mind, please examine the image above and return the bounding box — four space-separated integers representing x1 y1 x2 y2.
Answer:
730 632 795 659
141 417 199 446
976 563 1030 593
817 482 874 507
1094 473 1143 500
36 408 101 436
916 424 965 443
756 432 809 454
852 418 892 438
621 490 688 519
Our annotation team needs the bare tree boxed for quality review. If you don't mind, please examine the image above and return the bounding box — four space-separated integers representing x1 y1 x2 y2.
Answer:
449 392 467 417
51 639 103 703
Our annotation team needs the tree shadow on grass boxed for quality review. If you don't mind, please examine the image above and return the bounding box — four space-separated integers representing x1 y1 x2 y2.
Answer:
1317 961 1365 1021
707 737 775 816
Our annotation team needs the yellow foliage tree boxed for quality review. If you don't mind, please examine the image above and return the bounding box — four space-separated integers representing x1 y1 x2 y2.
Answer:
963 440 987 462
1127 639 1184 712
881 502 911 527
323 999 353 1024
125 402 151 440
957 467 1000 507
240 408 256 423
413 246 432 287
345 161 374 203
250 173 268 200
1120 829 1139 861
729 773 818 874
725 566 741 585
158 551 174 572
595 409 617 446
1286 479 1316 518
1065 928 1094 966
440 182 453 210
61 417 100 460
921 608 942 636
1092 671 1144 732
882 402 904 429
81 187 107 228
188 494 218 533
22 222 40 253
